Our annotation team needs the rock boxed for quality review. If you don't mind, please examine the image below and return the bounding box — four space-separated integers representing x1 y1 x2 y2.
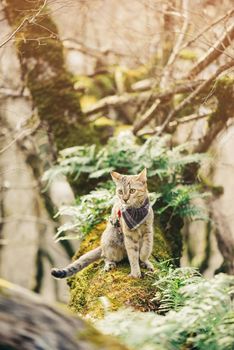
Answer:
68 218 182 318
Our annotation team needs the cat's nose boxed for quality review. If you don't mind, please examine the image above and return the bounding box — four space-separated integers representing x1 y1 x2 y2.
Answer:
123 198 128 203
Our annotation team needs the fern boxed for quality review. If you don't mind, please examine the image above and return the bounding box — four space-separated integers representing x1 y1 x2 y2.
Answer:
96 273 234 350
54 186 115 241
152 264 202 313
44 132 210 239
156 184 210 220
43 132 206 184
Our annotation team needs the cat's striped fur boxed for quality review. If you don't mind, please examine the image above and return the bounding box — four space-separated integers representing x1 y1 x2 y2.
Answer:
51 168 154 279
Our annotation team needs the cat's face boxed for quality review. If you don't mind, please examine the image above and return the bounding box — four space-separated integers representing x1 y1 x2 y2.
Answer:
111 169 148 207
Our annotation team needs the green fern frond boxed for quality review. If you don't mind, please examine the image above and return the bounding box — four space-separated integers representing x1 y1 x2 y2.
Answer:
46 132 210 239
54 187 115 241
96 274 234 350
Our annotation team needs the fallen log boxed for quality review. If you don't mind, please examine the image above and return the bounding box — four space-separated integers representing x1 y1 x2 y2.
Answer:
0 279 128 350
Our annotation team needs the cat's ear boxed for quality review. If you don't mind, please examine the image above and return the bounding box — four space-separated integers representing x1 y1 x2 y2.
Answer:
111 171 122 183
136 168 147 183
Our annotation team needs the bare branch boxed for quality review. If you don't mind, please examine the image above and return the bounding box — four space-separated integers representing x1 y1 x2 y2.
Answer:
180 8 234 51
170 112 210 126
62 38 133 59
0 130 28 155
84 80 202 117
133 99 161 134
83 94 136 116
160 0 190 88
0 87 30 98
185 23 234 79
0 0 47 49
166 0 190 67
137 112 209 136
0 17 28 49
156 60 234 136
0 120 41 155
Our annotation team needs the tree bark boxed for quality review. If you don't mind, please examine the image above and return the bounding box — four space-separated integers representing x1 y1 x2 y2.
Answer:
211 202 234 275
4 0 98 151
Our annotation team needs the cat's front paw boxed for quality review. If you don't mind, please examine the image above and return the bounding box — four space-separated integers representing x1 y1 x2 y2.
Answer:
104 261 116 272
128 271 142 278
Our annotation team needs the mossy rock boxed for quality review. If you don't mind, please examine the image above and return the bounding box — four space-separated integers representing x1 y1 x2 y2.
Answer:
68 220 175 318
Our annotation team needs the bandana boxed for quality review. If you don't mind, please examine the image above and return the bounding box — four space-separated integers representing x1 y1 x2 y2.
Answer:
121 198 150 230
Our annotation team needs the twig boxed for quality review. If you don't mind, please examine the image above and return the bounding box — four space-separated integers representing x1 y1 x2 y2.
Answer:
185 23 234 79
138 1 189 130
0 121 41 155
156 60 234 136
0 130 28 154
170 112 210 126
0 0 47 49
137 112 209 136
133 99 161 134
62 38 102 59
180 8 234 51
83 94 135 116
166 0 189 66
62 38 133 59
160 0 190 88
0 17 28 49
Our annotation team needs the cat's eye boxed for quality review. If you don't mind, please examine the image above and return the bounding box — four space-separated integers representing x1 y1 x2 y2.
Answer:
118 189 123 195
130 189 136 194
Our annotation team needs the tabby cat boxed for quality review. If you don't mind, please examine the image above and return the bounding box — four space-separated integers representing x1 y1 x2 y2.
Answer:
51 168 154 279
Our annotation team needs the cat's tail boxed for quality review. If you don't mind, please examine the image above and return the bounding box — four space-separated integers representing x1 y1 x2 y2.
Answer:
51 246 102 279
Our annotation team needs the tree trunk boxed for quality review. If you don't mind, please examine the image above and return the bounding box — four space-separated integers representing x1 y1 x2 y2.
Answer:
4 0 98 151
2 0 97 299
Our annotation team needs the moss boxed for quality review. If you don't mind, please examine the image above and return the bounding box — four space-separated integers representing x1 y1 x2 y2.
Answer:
200 175 224 197
172 75 234 121
211 76 234 122
179 49 197 61
69 260 158 318
74 73 116 99
68 219 175 318
152 219 172 260
123 65 148 91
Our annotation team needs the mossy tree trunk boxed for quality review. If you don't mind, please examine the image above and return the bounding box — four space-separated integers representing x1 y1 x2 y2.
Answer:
3 0 100 298
4 0 98 151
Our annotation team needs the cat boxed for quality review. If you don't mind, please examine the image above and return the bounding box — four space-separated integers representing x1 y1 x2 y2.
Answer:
51 168 154 279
